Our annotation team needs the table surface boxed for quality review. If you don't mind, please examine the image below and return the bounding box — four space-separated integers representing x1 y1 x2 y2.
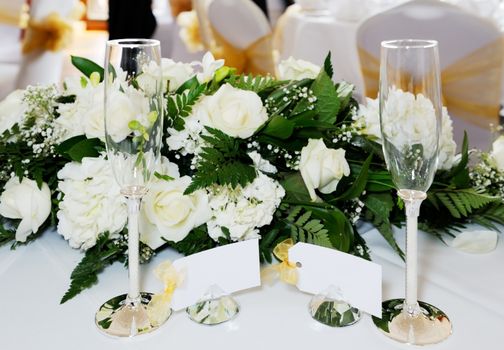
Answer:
1 223 503 349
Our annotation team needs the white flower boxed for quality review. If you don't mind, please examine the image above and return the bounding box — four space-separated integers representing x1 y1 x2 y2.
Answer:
490 135 504 172
355 97 381 140
248 151 277 174
166 112 205 155
381 88 438 158
56 155 127 250
277 56 321 80
0 177 51 242
0 90 26 135
438 107 457 170
177 10 204 53
196 83 268 138
161 58 194 92
141 175 211 249
207 173 285 241
299 139 350 201
196 52 224 84
358 91 456 170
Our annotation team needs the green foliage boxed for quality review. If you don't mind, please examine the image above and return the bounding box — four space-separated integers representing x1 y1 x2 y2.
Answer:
323 52 333 78
167 225 216 256
167 83 206 131
280 173 311 202
429 188 498 219
332 154 372 201
56 136 104 162
311 69 340 124
262 115 295 140
0 223 15 248
471 204 504 229
71 56 104 81
184 127 256 194
284 206 333 248
61 234 124 304
364 193 405 259
227 74 281 93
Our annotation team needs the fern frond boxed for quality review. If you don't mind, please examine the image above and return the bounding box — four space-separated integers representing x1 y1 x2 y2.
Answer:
432 189 498 219
167 83 205 130
283 206 333 249
227 74 280 92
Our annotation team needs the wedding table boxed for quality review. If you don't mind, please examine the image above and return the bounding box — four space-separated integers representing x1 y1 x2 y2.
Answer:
1 223 502 349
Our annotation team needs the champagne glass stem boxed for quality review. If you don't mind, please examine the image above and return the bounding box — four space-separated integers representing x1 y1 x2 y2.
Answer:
127 196 141 301
398 189 426 317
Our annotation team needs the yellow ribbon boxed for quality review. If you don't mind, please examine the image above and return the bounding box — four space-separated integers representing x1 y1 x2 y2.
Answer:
358 38 504 129
147 260 184 326
261 238 298 285
22 12 73 54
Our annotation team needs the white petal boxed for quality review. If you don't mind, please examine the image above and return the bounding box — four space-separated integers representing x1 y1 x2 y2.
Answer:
451 230 498 254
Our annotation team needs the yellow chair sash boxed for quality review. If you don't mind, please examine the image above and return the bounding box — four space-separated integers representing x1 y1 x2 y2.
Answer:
209 25 275 76
22 12 73 54
358 38 504 129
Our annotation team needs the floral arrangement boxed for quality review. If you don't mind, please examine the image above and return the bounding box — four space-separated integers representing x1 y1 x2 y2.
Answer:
0 53 503 303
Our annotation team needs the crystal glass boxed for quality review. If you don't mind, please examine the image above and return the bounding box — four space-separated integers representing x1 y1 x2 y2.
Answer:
95 39 166 337
372 39 452 345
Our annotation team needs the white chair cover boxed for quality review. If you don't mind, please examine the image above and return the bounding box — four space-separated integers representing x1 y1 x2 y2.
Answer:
357 0 504 150
208 0 271 50
15 0 77 89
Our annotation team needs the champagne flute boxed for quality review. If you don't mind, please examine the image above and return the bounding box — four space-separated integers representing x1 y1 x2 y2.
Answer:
372 39 452 345
95 39 166 337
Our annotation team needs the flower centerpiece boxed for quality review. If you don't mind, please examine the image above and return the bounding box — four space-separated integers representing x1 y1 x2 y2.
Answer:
0 53 503 302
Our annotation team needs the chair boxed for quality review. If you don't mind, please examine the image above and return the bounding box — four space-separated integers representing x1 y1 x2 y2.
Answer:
357 0 504 150
15 0 78 89
206 0 275 75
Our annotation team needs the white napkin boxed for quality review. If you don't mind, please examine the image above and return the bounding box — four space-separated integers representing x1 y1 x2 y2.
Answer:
451 230 499 254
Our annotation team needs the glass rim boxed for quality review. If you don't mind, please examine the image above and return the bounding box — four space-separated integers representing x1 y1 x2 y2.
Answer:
381 39 438 49
106 38 160 48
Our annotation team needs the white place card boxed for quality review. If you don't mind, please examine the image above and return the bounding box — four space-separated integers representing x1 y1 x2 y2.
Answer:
289 242 382 317
170 239 261 311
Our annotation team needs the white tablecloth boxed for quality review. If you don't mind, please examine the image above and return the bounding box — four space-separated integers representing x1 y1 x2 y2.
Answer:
1 223 502 349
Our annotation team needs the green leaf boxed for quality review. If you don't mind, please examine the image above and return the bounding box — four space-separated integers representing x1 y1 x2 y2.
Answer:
364 193 404 259
333 154 372 201
57 137 104 162
227 74 281 93
71 56 104 81
280 173 311 202
61 234 123 303
311 70 340 124
447 132 469 187
175 76 199 94
168 226 215 255
323 52 333 78
154 172 174 181
309 207 354 252
262 115 295 140
431 188 498 219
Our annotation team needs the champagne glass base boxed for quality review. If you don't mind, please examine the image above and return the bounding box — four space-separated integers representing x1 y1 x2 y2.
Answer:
372 299 452 345
95 292 170 337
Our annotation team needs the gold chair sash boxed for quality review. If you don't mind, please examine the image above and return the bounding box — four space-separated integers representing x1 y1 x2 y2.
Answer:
209 28 275 76
22 12 73 54
358 38 504 128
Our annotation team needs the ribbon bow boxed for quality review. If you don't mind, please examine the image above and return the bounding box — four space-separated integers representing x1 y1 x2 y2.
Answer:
22 12 73 54
147 260 184 326
261 238 298 285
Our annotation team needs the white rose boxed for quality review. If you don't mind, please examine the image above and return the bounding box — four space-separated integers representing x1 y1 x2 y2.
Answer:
277 56 321 80
57 155 127 250
299 139 350 201
0 177 51 242
196 83 268 138
141 176 211 248
0 90 26 135
490 135 504 172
